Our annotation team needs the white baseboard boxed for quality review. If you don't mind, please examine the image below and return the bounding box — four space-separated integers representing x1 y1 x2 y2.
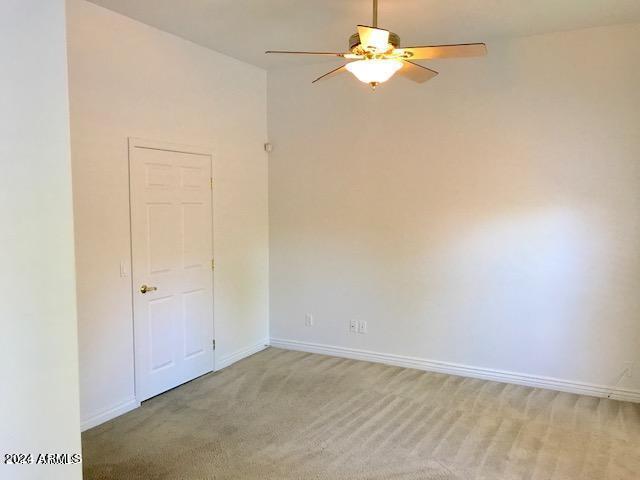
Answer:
216 338 270 371
81 397 140 432
270 338 640 403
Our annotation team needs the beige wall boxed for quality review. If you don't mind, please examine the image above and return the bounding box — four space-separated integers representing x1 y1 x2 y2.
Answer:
67 0 269 429
0 1 82 478
268 23 640 395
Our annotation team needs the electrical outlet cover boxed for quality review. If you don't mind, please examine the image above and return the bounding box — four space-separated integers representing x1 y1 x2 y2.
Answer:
350 319 358 333
358 320 367 334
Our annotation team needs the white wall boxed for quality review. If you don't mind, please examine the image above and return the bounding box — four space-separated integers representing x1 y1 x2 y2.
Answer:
0 1 82 479
67 0 269 429
268 23 640 397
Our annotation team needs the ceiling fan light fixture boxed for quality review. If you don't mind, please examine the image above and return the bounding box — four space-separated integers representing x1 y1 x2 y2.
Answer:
265 0 486 88
345 58 403 86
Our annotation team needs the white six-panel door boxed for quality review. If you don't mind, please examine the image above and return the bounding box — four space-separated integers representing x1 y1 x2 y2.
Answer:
129 139 214 401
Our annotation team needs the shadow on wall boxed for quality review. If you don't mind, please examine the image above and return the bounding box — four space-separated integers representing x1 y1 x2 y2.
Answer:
276 202 639 387
420 208 614 374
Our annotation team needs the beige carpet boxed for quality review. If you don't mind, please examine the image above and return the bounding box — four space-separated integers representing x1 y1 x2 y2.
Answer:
83 347 640 479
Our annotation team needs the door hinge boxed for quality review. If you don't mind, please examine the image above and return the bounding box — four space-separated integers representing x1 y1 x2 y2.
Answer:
212 339 216 350
211 258 215 270
209 177 214 189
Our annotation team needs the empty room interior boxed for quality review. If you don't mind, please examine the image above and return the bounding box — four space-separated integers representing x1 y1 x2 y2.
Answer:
3 0 640 479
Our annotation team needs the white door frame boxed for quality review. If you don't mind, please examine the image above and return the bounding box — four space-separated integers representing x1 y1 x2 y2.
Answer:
128 137 215 402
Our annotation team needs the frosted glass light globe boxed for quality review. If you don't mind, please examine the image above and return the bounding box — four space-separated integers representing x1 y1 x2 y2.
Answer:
345 59 403 85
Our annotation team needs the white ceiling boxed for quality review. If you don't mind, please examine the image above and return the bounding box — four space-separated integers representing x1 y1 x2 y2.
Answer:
89 0 640 69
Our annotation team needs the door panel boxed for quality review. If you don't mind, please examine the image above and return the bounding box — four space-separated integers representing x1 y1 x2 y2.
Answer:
149 296 176 371
148 203 177 273
129 139 214 401
183 203 209 268
183 289 208 358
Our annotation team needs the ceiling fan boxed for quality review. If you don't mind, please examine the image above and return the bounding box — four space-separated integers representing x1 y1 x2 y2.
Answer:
266 0 487 89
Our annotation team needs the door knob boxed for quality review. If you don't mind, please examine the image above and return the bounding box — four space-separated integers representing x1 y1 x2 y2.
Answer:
140 284 158 294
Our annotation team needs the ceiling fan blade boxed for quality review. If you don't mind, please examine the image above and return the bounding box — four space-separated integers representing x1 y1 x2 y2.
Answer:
357 25 390 52
265 50 349 57
312 65 347 84
399 43 487 60
399 61 438 83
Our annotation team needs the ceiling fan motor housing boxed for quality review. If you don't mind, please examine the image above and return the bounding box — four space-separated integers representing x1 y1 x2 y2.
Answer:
349 31 400 51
